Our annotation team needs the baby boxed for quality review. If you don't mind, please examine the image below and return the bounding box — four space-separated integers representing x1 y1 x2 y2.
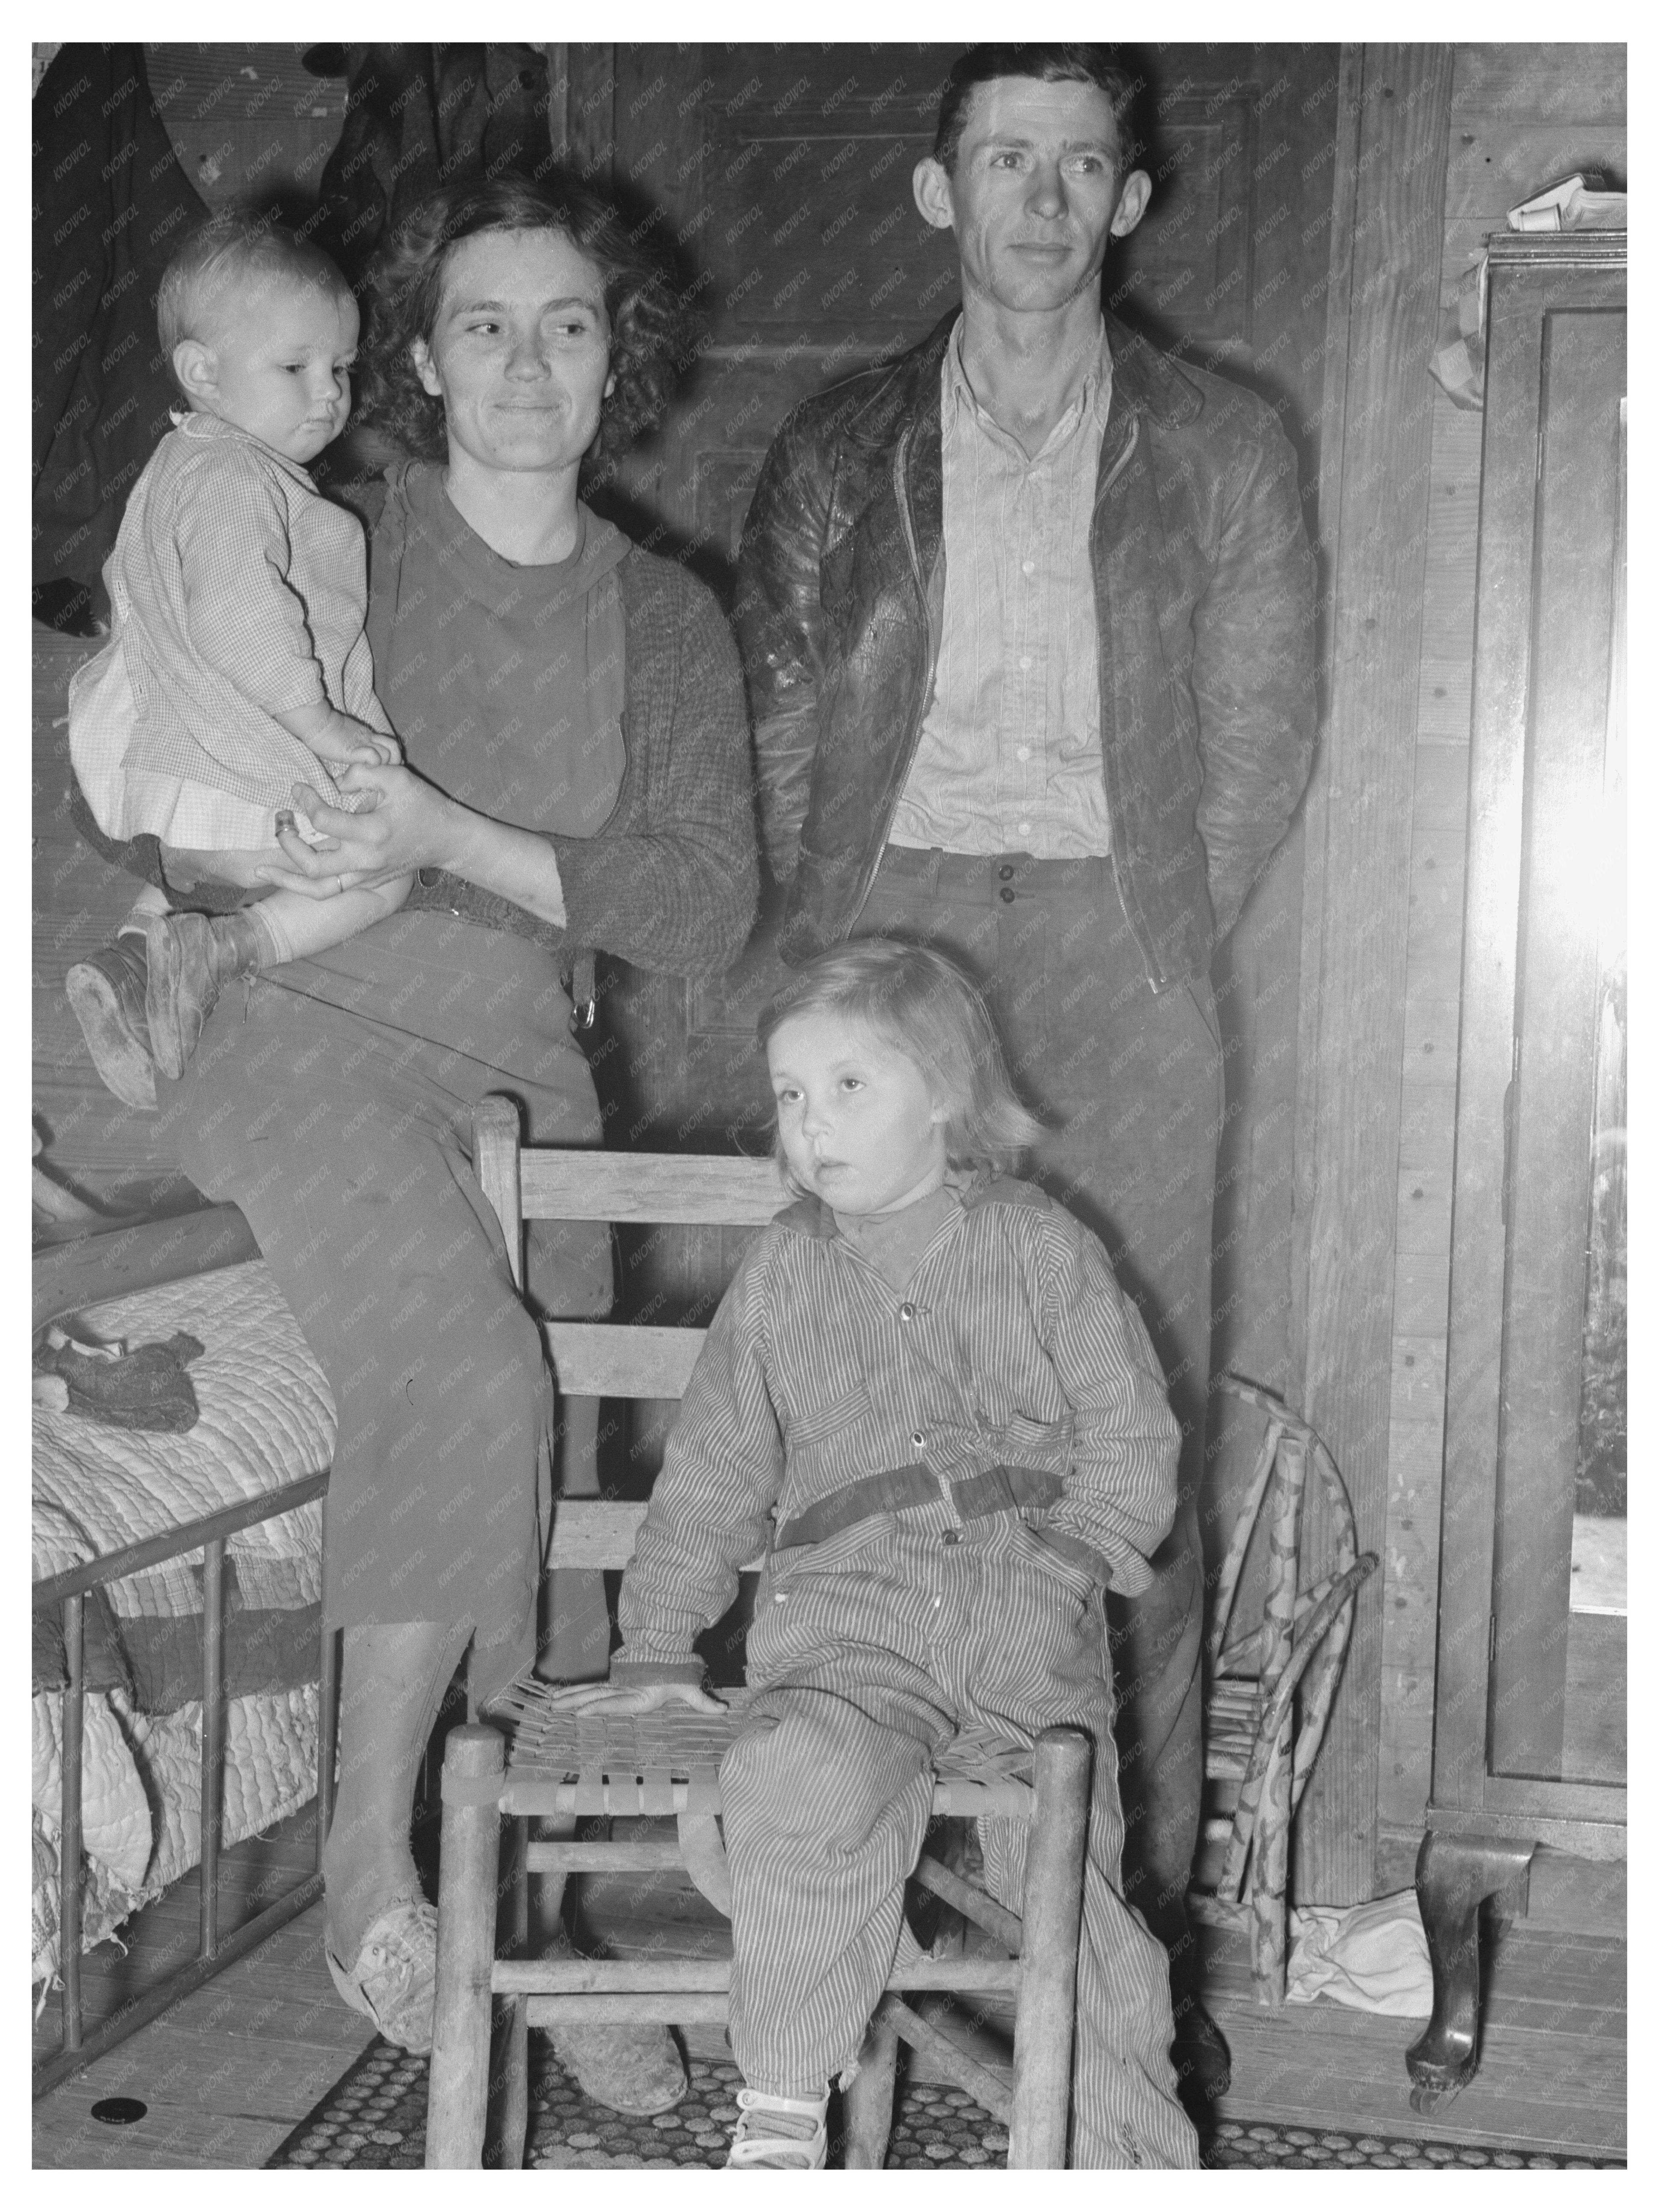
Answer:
552 939 1199 2169
66 211 411 1109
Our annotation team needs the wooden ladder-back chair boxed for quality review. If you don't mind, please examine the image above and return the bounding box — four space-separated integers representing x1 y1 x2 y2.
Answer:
425 1099 1095 2170
1190 1376 1379 2002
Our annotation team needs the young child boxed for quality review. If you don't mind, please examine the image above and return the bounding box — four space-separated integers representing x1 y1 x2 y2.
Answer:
66 211 411 1110
552 939 1200 2170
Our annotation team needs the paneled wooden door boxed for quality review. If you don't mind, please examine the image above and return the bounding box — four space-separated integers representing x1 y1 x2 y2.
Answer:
564 45 1344 1504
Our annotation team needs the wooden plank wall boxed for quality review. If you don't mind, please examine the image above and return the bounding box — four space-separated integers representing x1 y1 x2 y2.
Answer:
1374 44 1626 1850
1290 45 1456 1907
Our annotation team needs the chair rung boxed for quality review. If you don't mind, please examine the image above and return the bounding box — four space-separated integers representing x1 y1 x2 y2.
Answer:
503 1779 715 1818
878 1995 1014 2128
524 1839 688 1874
501 1958 729 1993
495 1956 1022 1997
527 1994 732 2027
912 1854 1022 1955
500 1777 1033 1820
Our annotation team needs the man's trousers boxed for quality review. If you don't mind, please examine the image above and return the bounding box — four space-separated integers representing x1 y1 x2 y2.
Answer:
854 848 1222 1998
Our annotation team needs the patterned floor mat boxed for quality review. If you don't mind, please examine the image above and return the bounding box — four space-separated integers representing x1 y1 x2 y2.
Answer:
265 2038 1623 2170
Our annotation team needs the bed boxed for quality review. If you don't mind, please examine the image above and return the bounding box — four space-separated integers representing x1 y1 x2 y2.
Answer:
30 620 346 2087
32 1222 338 2085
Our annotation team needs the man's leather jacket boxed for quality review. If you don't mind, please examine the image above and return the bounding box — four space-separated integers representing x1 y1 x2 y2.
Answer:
735 308 1317 987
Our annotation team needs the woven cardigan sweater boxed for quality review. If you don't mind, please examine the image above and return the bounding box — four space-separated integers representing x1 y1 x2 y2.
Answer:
74 484 759 982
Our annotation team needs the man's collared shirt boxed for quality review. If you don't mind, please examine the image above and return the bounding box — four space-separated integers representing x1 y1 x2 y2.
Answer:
888 316 1114 859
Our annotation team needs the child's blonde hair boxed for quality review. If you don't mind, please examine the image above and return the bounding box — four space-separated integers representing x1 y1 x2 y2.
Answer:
157 210 354 392
758 938 1045 1190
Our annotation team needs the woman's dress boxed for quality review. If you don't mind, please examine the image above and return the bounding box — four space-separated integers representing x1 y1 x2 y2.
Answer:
164 464 757 1696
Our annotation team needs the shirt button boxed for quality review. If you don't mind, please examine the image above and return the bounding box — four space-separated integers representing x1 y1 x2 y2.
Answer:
911 1430 926 1450
941 1528 962 1546
1021 559 1035 576
1018 655 1033 672
899 1302 916 1322
1017 822 1031 837
1016 745 1031 761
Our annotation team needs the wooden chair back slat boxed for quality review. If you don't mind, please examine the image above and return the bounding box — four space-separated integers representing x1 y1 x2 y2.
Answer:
546 1497 764 1576
543 1320 706 1402
519 1151 784 1225
545 1498 649 1569
475 1122 784 1579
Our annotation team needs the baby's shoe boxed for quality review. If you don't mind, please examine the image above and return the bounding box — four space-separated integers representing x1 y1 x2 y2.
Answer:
66 932 156 1109
143 912 251 1081
725 2086 828 2170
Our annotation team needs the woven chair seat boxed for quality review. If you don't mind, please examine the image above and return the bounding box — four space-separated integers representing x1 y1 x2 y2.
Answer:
487 1679 1038 1820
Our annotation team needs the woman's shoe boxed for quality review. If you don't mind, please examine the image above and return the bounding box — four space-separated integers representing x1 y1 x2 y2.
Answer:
324 1898 438 2055
538 1916 688 2112
725 2086 829 2169
548 2017 689 2114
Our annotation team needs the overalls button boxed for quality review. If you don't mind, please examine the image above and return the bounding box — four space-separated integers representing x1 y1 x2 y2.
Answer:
899 1302 916 1322
911 1430 925 1449
941 1528 961 1546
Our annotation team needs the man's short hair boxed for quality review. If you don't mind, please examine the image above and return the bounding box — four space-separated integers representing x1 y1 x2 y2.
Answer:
157 210 353 367
932 45 1144 175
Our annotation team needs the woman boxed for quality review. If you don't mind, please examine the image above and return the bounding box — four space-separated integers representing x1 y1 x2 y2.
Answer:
143 177 756 2082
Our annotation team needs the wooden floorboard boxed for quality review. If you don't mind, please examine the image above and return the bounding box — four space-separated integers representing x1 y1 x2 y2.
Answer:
33 1809 372 2172
1201 1923 1625 2157
35 1835 1624 2167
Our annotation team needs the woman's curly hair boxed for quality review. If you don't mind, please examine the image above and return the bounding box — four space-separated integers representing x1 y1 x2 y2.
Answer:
357 173 687 460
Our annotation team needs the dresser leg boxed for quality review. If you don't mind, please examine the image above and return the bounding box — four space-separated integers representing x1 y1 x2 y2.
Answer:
1405 1829 1534 2113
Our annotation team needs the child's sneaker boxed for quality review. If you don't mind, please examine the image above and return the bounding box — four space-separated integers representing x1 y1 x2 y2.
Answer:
66 933 156 1110
725 2086 828 2170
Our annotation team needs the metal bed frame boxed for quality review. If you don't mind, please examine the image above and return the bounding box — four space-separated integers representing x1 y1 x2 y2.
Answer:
31 1204 336 2099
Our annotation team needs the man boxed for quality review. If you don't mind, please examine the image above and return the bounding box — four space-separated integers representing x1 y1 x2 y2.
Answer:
736 44 1316 2104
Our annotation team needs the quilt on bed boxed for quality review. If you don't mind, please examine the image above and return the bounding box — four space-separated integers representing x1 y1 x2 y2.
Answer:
32 1258 335 1984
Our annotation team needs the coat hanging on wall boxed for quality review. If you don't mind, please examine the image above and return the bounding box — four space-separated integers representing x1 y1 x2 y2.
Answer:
305 44 558 286
32 46 206 632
